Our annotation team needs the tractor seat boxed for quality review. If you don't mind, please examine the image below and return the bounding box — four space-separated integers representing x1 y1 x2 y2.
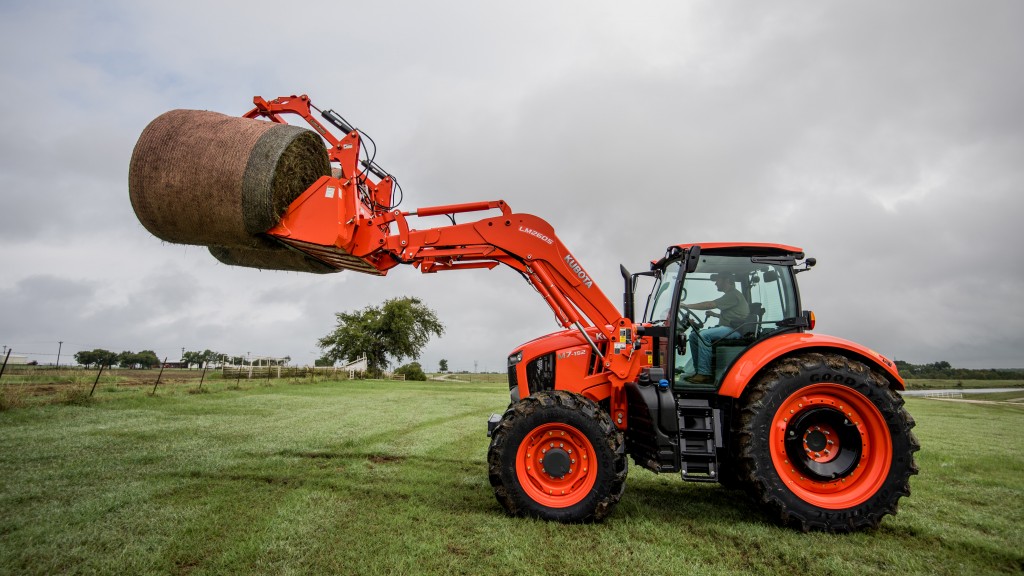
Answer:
720 303 765 342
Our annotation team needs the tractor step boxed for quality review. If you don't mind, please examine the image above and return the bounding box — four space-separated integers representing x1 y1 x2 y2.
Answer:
678 398 722 483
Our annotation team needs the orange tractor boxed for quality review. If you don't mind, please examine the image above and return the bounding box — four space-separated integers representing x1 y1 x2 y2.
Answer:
135 95 919 532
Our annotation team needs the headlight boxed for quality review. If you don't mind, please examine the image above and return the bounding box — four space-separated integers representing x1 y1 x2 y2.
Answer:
508 351 523 367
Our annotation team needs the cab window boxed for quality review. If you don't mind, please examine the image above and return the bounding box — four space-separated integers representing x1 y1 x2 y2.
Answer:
681 255 798 335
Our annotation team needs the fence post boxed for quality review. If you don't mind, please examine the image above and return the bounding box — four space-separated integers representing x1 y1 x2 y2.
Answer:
90 364 105 397
199 362 208 390
0 349 11 382
152 357 167 395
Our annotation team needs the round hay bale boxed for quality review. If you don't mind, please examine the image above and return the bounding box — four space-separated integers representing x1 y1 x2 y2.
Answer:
208 238 336 274
128 109 329 248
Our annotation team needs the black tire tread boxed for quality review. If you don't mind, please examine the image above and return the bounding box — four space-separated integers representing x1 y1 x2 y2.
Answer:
487 390 627 522
735 352 920 532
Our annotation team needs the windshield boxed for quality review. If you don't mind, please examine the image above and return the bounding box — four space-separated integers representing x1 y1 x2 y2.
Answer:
645 260 681 324
643 254 800 331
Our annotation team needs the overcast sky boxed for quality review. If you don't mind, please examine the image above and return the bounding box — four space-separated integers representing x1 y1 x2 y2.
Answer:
1 1 1021 370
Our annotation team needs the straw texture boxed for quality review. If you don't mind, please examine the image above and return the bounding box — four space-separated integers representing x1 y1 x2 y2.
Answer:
208 237 335 274
128 109 329 248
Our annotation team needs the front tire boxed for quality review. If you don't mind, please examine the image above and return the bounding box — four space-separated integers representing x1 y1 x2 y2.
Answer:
736 353 919 532
487 391 627 522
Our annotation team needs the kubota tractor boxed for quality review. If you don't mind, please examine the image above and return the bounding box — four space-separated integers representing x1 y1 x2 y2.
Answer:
131 94 919 532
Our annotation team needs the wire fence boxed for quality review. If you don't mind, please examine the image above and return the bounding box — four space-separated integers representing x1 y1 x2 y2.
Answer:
219 365 386 380
920 390 964 399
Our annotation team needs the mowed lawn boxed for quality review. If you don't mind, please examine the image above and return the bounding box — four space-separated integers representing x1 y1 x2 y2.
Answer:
1 380 1021 575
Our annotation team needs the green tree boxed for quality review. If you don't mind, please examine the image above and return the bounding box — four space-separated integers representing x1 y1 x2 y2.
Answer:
318 297 444 376
136 350 160 369
893 359 1024 381
74 349 118 368
394 362 427 381
182 350 202 368
117 351 139 369
73 350 96 367
199 349 222 367
439 359 448 373
181 350 223 368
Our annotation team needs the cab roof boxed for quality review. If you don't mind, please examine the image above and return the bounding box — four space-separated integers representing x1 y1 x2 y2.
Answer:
674 242 804 256
651 243 806 270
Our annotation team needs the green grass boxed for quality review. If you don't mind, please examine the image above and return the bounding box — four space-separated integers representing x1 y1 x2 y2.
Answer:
965 391 1024 402
1 381 1022 575
904 378 1024 390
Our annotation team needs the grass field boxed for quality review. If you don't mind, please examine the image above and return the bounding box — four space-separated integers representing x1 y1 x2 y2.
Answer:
1 379 1022 575
904 378 1024 390
966 391 1024 402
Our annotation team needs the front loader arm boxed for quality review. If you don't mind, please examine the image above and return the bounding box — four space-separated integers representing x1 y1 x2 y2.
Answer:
254 94 642 426
269 188 625 345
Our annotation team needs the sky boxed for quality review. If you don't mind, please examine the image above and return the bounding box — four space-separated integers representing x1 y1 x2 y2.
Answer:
1 0 1022 371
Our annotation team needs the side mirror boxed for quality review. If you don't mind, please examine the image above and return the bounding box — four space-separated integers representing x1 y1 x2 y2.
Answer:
620 265 634 321
685 246 701 273
795 257 817 274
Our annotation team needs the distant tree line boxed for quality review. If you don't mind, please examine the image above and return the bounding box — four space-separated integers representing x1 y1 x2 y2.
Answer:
74 349 160 369
894 360 1024 380
182 350 291 368
182 350 231 368
68 349 292 370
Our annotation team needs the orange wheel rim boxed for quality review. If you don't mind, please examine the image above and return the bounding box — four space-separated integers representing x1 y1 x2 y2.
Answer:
516 422 597 508
769 383 892 509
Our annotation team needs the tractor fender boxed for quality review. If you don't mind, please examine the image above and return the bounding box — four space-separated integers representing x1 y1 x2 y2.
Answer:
717 333 905 398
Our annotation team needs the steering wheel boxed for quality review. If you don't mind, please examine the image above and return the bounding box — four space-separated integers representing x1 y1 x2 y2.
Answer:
678 305 705 331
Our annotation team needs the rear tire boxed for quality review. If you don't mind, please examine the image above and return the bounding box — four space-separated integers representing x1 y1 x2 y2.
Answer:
487 391 627 522
735 353 919 532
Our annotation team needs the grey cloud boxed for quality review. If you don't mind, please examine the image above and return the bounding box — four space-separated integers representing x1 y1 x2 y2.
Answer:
1 0 1022 370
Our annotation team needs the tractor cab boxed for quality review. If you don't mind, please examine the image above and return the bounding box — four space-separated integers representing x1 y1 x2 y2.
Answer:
644 243 814 390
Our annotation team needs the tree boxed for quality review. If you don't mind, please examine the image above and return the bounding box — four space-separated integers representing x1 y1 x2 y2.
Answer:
136 350 160 369
117 351 136 368
73 350 96 367
74 349 118 368
394 362 427 381
199 349 222 367
182 350 202 368
439 359 448 373
182 349 224 368
318 296 444 376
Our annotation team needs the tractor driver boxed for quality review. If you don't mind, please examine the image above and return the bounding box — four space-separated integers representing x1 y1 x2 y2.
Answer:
683 272 749 384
